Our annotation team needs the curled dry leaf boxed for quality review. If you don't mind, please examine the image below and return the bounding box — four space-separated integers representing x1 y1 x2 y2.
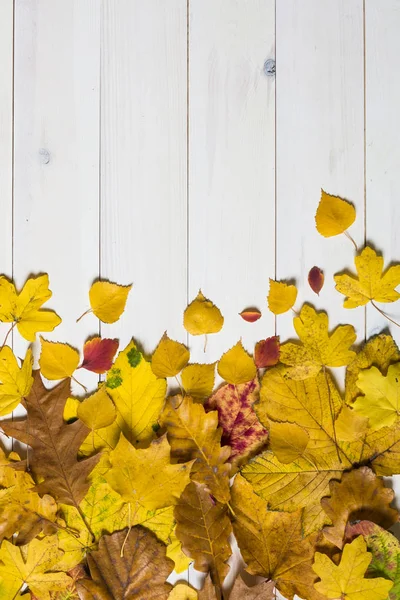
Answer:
39 338 80 380
239 308 261 323
0 346 33 417
315 189 356 237
308 266 324 295
184 291 224 336
81 337 119 374
151 333 190 378
217 341 256 385
267 278 297 315
254 336 280 368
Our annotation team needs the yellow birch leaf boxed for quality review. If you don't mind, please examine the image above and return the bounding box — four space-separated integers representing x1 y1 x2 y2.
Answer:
335 246 400 308
269 421 309 463
335 406 369 442
315 189 356 237
77 386 116 431
181 362 215 399
279 304 356 379
217 341 256 385
39 337 80 380
313 536 393 599
0 346 33 416
0 274 61 341
168 584 198 600
151 333 190 378
267 279 298 315
88 280 132 323
353 363 400 429
184 291 224 335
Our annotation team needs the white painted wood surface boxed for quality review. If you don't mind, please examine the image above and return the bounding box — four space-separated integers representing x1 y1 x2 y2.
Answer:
2 0 400 597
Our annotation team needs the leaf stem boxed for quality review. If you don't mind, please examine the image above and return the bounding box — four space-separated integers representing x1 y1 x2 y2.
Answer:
120 503 132 557
76 504 96 543
371 301 400 329
1 321 16 349
175 375 184 396
72 375 88 393
76 308 93 323
204 334 208 353
344 230 358 251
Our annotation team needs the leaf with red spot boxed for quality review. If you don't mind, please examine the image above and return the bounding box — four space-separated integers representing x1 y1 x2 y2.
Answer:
254 336 280 368
205 379 268 471
239 309 262 323
81 337 119 374
308 266 324 295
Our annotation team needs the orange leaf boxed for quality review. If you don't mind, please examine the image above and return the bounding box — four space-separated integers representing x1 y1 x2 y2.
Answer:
81 337 119 374
239 309 261 323
254 336 280 368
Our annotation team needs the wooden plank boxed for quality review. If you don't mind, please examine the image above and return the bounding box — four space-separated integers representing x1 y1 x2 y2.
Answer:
188 0 276 366
276 0 365 352
13 0 100 392
100 0 187 354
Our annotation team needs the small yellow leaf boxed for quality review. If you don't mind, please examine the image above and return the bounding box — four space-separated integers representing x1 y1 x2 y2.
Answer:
168 583 198 600
315 189 356 237
217 341 256 385
184 291 224 335
267 279 297 315
77 386 116 431
0 346 33 417
151 333 190 378
39 338 80 380
354 363 400 429
269 421 309 463
181 363 215 399
88 280 132 324
335 405 369 442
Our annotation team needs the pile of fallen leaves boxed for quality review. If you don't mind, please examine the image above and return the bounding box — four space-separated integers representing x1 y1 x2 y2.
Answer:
1 190 400 600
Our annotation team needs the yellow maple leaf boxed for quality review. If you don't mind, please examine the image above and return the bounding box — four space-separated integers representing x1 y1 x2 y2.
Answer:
335 246 400 308
151 333 190 378
217 341 256 385
0 274 61 342
184 291 224 335
181 362 215 399
77 386 116 432
39 338 80 380
353 363 400 429
81 279 132 323
279 304 356 379
315 189 356 237
313 536 393 599
267 279 298 315
0 346 33 416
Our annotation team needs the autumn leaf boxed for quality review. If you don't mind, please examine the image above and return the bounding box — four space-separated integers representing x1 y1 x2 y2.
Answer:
184 291 224 335
335 246 400 308
313 535 393 599
77 387 116 433
0 346 33 416
181 362 215 399
239 309 261 323
160 395 231 503
217 341 256 385
76 527 173 600
81 280 132 324
308 266 324 295
254 336 280 368
315 189 356 237
229 577 275 600
174 481 232 592
168 584 197 600
166 527 192 574
152 333 190 378
0 536 72 600
231 475 323 600
353 363 400 429
205 379 268 471
335 405 369 442
81 337 119 374
279 304 356 379
40 338 80 380
267 279 297 315
268 421 309 463
321 467 398 549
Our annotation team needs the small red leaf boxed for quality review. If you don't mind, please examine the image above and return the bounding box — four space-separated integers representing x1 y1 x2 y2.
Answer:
254 336 280 368
308 266 324 295
239 308 262 323
81 337 119 374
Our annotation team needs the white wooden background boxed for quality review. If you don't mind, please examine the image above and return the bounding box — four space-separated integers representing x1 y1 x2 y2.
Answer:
1 0 400 597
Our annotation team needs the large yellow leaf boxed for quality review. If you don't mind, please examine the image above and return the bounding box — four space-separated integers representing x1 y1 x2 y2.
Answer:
315 189 356 237
151 333 190 378
353 363 400 429
0 346 33 416
39 338 80 380
160 395 231 503
279 304 356 379
335 246 400 308
313 536 393 599
88 280 132 323
0 274 61 341
183 291 224 335
267 279 298 315
181 362 215 399
217 341 256 385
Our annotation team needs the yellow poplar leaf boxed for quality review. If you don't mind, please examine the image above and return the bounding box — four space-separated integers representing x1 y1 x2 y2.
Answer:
151 333 190 378
168 584 198 600
313 536 393 599
181 362 215 399
0 346 33 417
353 363 400 429
88 280 132 323
77 386 116 431
184 291 224 335
267 279 298 315
280 304 356 379
0 274 61 341
217 341 256 385
315 189 356 237
335 246 400 308
39 338 80 380
269 421 309 463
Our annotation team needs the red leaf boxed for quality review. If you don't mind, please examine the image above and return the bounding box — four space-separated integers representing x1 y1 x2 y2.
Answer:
205 379 268 471
254 336 280 368
81 337 119 374
308 266 324 295
239 308 262 323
